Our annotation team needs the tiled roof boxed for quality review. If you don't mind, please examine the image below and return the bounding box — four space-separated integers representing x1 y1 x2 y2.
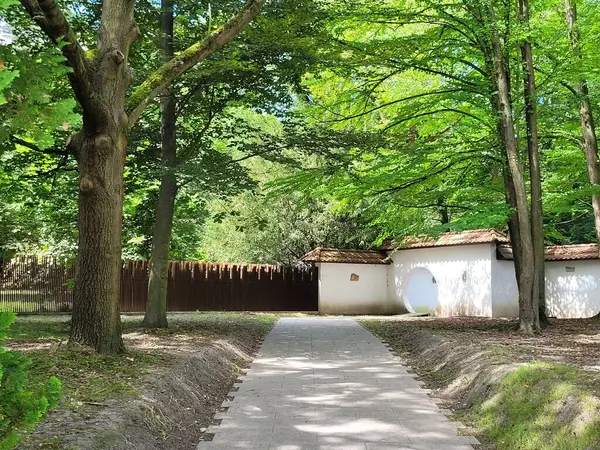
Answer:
381 228 510 251
497 244 599 261
301 248 390 265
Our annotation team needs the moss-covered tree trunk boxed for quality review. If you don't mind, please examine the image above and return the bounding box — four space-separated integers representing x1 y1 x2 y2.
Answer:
65 0 138 354
20 0 267 353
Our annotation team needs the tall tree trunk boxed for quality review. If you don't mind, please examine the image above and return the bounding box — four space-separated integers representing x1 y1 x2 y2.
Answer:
69 0 138 354
20 0 266 353
519 0 547 326
565 0 600 248
142 0 176 328
488 5 539 333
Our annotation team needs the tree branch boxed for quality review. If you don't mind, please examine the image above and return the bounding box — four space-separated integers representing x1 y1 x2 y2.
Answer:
534 65 578 97
400 63 478 88
334 37 480 89
127 0 267 128
19 0 91 111
10 135 69 156
232 147 280 163
374 162 457 194
326 89 466 123
395 202 472 210
18 164 78 180
383 108 486 131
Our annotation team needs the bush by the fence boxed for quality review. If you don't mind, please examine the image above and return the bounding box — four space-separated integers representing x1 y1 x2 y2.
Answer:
0 311 61 449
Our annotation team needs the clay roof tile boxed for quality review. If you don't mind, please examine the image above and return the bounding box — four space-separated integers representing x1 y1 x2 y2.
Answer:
381 228 510 251
301 248 390 265
497 243 599 261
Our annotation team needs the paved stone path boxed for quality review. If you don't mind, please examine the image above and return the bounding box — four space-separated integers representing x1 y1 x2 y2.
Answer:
198 317 479 450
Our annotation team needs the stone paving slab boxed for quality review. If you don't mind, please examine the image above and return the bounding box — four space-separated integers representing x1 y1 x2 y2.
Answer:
198 317 478 450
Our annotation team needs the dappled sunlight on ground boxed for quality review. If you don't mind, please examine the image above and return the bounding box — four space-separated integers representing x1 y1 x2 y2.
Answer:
124 331 207 353
200 317 478 450
374 316 600 373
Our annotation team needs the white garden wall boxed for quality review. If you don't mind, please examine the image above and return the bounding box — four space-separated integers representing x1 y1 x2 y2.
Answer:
388 244 494 317
313 241 600 318
491 251 600 318
546 260 600 318
317 262 390 314
490 257 520 317
387 263 409 314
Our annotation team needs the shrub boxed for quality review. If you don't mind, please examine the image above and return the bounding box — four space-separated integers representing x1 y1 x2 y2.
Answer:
0 311 61 449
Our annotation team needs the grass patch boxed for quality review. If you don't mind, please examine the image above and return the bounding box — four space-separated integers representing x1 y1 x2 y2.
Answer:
361 318 600 450
474 362 600 450
26 348 163 407
121 311 277 338
8 313 277 410
7 315 69 341
7 312 278 449
1 300 47 313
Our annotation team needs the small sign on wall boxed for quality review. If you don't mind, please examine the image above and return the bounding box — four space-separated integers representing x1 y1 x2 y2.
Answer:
566 266 575 273
350 273 359 281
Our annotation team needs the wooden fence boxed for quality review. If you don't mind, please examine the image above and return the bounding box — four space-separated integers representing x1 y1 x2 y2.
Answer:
0 257 318 314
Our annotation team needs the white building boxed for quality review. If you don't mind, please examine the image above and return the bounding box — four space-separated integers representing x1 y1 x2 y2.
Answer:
302 229 600 318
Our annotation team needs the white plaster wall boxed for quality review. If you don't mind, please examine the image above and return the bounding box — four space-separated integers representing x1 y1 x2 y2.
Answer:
490 256 520 317
388 244 494 317
318 263 390 314
387 263 409 314
490 252 600 318
546 260 600 318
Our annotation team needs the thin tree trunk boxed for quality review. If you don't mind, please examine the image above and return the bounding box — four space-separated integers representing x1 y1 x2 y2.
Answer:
504 168 523 291
519 0 547 327
69 0 138 354
488 5 539 333
143 172 177 327
578 86 600 244
565 0 600 248
438 197 449 224
142 0 176 328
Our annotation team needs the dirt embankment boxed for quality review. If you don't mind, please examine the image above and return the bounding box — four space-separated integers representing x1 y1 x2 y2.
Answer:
362 318 600 450
18 315 273 450
366 323 516 412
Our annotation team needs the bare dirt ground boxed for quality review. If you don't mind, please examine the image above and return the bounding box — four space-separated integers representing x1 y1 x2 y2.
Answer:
9 313 276 450
362 316 600 450
386 316 600 371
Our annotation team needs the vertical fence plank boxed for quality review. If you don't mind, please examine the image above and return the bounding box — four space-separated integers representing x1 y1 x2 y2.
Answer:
0 258 318 313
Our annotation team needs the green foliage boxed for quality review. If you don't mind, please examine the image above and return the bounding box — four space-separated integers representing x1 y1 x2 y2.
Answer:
3 0 600 261
201 190 376 264
0 70 18 105
0 311 61 449
197 114 381 263
476 362 600 450
122 0 334 260
278 0 600 244
0 5 79 146
0 1 79 258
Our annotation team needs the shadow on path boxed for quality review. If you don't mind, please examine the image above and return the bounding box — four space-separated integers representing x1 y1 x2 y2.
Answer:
198 317 479 450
